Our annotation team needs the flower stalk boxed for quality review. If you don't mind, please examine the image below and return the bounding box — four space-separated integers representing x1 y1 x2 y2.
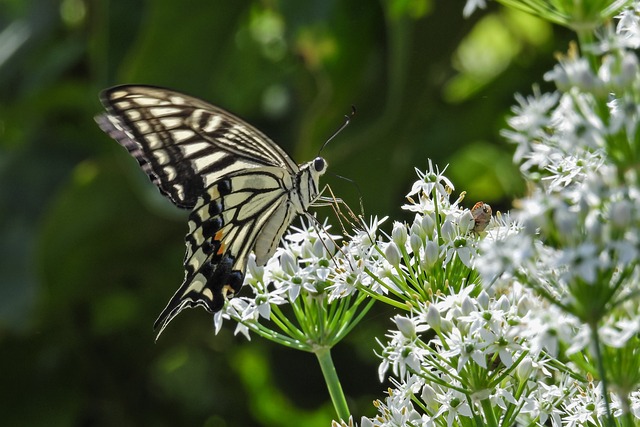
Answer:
315 346 351 422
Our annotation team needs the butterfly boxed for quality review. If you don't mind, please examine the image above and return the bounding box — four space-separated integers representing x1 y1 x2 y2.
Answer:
95 85 328 337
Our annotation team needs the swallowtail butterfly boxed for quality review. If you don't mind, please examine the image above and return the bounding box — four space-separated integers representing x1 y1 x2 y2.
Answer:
96 85 328 337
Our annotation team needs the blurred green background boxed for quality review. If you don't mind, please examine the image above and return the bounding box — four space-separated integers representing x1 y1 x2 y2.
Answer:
0 0 568 425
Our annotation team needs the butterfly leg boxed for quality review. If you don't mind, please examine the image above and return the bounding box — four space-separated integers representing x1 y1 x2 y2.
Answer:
313 184 364 235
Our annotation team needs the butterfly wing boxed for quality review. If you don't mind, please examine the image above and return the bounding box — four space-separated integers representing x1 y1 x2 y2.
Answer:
96 85 299 209
153 167 299 336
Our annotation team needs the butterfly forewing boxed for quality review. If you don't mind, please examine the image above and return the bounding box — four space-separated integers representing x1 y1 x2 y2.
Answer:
97 85 298 209
96 85 327 337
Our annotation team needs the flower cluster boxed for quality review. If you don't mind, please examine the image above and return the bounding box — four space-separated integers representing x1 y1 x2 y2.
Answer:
481 2 640 335
211 3 640 425
359 160 488 309
462 0 630 30
213 217 384 351
344 2 640 426
344 166 585 426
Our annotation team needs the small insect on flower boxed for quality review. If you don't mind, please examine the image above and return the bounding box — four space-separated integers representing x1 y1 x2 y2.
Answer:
471 202 492 233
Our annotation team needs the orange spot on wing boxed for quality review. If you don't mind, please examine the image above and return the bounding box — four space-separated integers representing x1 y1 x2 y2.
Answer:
215 230 226 255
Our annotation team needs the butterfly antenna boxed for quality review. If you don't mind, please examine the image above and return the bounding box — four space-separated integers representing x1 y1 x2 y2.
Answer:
318 105 357 155
310 106 360 271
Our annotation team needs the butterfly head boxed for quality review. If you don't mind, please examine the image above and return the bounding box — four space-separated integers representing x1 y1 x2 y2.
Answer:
294 156 328 210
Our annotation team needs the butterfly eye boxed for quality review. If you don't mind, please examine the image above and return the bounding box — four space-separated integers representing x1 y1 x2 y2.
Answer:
314 157 326 173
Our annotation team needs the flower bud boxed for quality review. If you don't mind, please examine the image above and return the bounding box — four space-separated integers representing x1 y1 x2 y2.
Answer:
384 242 402 267
478 290 490 310
553 206 577 237
461 296 475 315
497 294 510 311
517 356 534 382
359 417 374 427
281 250 297 276
459 210 475 234
610 199 632 229
312 238 326 257
517 294 531 316
410 221 424 240
620 51 639 87
425 303 441 331
394 315 416 339
585 211 603 244
409 233 423 255
247 256 264 282
391 222 408 246
424 240 440 267
421 384 438 408
440 318 453 334
421 214 436 238
441 219 456 242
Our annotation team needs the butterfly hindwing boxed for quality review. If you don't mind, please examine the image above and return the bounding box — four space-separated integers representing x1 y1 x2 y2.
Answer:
153 167 297 335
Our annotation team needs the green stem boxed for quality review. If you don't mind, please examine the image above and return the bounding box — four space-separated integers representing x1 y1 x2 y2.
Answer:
590 322 615 427
576 28 598 72
619 410 634 427
479 396 499 427
315 346 350 422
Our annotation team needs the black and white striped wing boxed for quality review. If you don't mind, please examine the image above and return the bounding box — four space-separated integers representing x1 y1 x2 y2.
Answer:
96 85 299 209
154 167 297 336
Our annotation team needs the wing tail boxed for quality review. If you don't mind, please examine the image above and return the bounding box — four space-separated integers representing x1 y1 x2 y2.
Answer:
153 254 244 339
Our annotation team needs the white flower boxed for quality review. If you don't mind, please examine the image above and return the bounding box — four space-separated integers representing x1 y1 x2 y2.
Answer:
463 0 487 18
544 55 600 92
377 317 429 381
440 387 474 426
616 5 640 48
518 375 575 426
333 216 390 300
608 92 640 137
562 381 609 427
366 377 432 427
551 92 606 152
404 160 454 211
503 87 559 142
600 317 640 348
